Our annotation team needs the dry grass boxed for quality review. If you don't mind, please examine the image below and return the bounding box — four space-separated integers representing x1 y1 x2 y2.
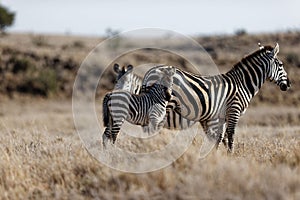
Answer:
0 99 299 199
0 32 299 199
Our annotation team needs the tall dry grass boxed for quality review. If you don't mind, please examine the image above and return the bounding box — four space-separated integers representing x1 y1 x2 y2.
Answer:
0 32 299 199
0 99 299 199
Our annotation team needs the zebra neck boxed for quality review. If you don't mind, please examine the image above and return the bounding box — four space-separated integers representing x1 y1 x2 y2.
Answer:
148 85 167 101
226 55 268 98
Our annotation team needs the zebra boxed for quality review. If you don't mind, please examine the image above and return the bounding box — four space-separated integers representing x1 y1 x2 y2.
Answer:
112 63 196 130
141 43 291 153
113 63 142 94
102 67 176 147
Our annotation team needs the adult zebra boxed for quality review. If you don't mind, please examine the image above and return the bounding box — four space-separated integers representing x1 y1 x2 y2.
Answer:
142 43 291 153
102 67 175 147
112 63 196 130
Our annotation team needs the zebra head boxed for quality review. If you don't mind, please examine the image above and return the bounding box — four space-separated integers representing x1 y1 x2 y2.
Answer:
265 43 291 91
113 63 134 91
154 67 176 101
143 66 175 89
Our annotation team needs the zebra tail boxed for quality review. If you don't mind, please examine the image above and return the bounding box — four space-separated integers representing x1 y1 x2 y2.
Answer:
102 93 111 127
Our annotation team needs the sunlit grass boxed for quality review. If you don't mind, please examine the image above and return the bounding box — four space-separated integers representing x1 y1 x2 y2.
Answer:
0 100 299 199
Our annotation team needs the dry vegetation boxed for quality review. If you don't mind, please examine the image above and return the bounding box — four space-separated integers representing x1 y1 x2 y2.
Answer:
0 99 299 199
0 32 300 199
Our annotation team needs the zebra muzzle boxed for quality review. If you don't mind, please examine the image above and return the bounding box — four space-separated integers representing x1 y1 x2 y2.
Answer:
287 78 291 88
279 79 291 91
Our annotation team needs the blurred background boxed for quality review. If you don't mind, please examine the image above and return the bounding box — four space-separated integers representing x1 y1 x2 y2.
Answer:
2 0 300 36
0 1 299 199
0 0 299 102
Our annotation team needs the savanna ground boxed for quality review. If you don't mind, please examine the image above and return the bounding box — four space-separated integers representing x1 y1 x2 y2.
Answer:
0 32 300 199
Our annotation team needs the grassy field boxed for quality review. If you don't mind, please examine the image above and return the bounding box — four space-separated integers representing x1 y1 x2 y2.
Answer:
0 99 299 199
0 32 300 199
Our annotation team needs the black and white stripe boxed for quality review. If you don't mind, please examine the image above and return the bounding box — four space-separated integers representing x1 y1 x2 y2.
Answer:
112 64 196 130
102 67 175 147
142 43 290 152
113 64 142 94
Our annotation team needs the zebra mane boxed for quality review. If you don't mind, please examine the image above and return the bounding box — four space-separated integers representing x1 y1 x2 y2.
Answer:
232 45 274 70
245 45 273 59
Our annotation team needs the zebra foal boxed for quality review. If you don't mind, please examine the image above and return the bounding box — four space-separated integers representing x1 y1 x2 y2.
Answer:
102 67 175 147
113 63 142 94
112 63 196 130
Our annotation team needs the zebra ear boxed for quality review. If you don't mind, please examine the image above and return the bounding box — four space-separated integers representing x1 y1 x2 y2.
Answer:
163 68 175 77
113 63 120 73
272 43 279 57
169 68 176 76
258 42 264 50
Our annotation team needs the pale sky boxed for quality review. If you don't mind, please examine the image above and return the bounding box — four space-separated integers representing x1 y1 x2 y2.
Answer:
1 0 300 36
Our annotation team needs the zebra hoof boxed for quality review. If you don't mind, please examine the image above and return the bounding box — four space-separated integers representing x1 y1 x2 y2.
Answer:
227 148 234 155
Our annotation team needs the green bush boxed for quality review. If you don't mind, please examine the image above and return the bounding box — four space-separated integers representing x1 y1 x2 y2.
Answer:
0 4 15 33
18 68 57 97
39 68 57 94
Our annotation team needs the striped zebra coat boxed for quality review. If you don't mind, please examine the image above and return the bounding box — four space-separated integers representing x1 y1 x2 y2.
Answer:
102 67 175 147
113 64 142 94
142 43 290 152
112 64 196 130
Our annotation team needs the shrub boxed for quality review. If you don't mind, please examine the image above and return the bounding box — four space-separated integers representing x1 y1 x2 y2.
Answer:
73 40 85 49
36 68 57 96
235 29 247 36
286 52 300 67
18 68 57 97
10 57 32 73
0 4 15 33
31 35 49 47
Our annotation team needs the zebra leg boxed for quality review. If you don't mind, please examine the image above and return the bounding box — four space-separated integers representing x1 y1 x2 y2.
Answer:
148 105 166 133
102 119 123 147
102 127 111 149
142 125 149 133
148 118 160 133
200 121 209 134
226 115 239 153
217 106 227 149
204 119 220 143
216 119 226 149
164 107 175 130
156 114 167 132
227 127 236 153
199 121 218 157
111 122 122 144
102 109 113 149
201 119 226 149
222 132 228 148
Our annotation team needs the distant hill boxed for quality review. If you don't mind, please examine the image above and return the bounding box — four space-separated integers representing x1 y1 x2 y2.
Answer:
0 32 299 106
